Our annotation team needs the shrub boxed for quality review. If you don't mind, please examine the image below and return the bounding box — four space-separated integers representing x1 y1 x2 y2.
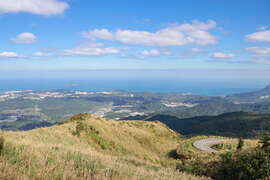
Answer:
214 149 270 180
176 161 205 175
72 122 85 136
237 138 244 151
260 134 270 149
168 149 187 160
0 136 4 155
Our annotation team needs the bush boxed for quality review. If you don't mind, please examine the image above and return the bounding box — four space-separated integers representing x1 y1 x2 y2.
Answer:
260 134 270 149
176 161 206 175
237 138 244 151
168 149 188 160
214 149 270 180
0 136 4 155
72 122 85 136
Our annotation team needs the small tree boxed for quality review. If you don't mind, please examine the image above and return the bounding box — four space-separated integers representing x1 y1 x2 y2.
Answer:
259 134 270 150
237 138 244 151
0 136 4 155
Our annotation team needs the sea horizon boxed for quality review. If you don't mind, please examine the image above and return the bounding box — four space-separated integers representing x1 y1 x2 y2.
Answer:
0 78 268 96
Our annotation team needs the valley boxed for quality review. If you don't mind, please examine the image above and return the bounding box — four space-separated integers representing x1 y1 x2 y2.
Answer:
1 85 270 131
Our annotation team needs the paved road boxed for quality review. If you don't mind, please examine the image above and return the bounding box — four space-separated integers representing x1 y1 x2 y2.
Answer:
193 138 223 153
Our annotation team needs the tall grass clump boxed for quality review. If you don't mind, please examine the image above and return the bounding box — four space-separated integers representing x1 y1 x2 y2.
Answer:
0 136 4 155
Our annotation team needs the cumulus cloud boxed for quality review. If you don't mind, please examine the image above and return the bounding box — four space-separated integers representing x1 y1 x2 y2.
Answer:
0 0 69 16
141 49 161 56
246 30 270 42
63 47 120 56
33 52 53 57
11 32 37 44
0 51 19 58
246 47 270 57
210 52 235 59
82 20 217 47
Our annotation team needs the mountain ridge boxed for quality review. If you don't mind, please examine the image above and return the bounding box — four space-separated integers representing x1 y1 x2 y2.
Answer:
147 111 270 138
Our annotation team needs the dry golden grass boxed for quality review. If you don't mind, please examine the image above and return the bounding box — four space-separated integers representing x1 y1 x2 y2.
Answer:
217 138 259 150
0 114 210 180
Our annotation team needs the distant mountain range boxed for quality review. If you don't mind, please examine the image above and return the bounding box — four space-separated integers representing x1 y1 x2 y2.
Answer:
225 84 270 103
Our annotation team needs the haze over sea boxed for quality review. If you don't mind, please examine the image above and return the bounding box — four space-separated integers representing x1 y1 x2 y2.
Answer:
0 78 268 96
1 69 269 96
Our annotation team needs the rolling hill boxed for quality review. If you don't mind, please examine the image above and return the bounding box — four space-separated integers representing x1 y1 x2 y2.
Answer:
0 113 209 180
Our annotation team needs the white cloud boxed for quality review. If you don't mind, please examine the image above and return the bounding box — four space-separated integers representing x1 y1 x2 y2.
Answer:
0 51 19 58
33 52 53 57
141 49 161 56
251 57 270 65
82 20 217 47
210 52 235 59
246 30 270 42
63 47 120 56
11 32 37 44
246 47 270 57
81 29 114 40
0 0 69 16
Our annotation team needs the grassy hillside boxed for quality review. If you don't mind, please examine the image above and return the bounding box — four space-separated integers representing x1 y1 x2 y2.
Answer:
173 136 265 179
0 113 209 180
147 112 270 138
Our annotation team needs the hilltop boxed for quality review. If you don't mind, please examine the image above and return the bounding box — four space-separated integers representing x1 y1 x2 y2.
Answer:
0 113 208 180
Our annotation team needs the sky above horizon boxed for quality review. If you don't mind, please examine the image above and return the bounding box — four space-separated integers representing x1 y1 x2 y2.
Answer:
0 0 270 80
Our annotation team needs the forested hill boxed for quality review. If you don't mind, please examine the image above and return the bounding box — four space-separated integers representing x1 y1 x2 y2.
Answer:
147 112 270 138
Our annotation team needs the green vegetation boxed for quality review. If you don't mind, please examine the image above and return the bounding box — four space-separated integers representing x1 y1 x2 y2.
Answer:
0 97 109 130
148 112 270 138
0 136 4 155
158 101 270 119
259 134 270 149
173 135 270 180
237 138 244 151
2 86 270 131
213 145 270 180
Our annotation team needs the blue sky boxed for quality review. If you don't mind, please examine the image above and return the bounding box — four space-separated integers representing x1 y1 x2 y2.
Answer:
0 0 270 79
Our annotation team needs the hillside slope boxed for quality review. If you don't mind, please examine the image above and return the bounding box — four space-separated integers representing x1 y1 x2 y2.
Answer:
226 84 270 103
147 112 270 138
0 113 209 180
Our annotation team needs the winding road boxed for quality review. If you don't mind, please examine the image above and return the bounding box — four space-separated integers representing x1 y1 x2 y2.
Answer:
193 138 223 153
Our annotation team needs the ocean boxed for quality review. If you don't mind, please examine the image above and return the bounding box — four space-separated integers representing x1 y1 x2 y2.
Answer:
0 78 268 96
